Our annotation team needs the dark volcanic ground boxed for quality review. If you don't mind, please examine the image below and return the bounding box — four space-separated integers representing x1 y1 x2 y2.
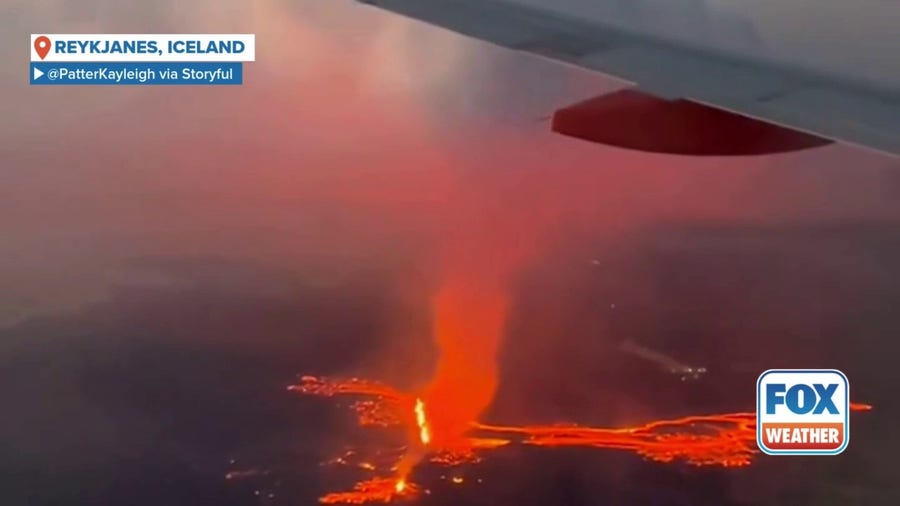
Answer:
2 220 898 505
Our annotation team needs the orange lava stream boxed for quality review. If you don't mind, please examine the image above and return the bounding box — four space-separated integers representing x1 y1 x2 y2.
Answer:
289 376 409 427
479 401 871 467
319 477 419 504
289 376 406 400
293 377 872 503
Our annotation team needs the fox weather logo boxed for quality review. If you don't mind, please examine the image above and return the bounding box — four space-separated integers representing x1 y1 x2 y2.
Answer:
756 369 849 455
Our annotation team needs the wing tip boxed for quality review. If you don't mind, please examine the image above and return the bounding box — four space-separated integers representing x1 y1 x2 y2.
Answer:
551 90 834 156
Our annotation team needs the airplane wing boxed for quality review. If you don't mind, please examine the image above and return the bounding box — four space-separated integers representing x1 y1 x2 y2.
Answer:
357 0 900 157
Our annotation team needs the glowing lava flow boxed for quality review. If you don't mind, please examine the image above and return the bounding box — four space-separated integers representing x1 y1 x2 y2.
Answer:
292 377 871 503
319 477 420 504
475 413 756 467
414 399 431 445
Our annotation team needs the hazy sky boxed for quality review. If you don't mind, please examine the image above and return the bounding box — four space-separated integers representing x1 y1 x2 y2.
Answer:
2 0 897 327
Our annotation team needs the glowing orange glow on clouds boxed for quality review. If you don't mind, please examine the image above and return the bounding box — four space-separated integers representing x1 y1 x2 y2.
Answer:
423 275 508 448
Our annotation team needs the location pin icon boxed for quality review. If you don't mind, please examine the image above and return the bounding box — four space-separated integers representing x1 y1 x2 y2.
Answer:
34 36 51 60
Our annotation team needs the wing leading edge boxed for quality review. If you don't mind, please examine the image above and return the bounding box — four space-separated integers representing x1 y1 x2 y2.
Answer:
357 0 900 157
